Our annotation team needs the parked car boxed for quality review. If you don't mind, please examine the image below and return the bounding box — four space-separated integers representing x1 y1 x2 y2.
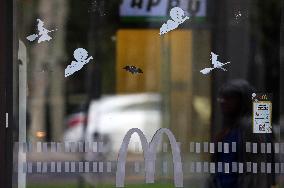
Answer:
63 93 162 153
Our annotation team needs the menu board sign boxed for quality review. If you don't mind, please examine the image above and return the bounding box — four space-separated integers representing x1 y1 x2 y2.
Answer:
252 93 272 133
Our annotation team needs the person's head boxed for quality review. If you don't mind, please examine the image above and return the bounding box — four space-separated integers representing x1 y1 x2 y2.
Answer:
218 79 255 118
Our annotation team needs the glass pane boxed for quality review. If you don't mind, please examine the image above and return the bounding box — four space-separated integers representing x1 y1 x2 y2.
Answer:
13 0 282 188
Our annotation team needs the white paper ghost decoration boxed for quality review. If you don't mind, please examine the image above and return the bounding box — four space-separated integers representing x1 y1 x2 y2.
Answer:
65 48 93 77
159 7 189 35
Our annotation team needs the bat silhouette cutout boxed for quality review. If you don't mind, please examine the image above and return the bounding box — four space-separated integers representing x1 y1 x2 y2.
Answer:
123 66 143 74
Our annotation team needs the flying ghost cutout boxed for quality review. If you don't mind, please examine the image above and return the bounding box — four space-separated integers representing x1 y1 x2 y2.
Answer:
159 7 189 35
65 48 93 77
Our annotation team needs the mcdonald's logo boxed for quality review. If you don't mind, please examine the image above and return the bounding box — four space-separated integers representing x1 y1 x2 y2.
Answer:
261 95 267 100
116 128 183 187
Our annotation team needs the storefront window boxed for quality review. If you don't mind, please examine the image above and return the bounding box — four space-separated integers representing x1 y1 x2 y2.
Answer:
5 0 283 188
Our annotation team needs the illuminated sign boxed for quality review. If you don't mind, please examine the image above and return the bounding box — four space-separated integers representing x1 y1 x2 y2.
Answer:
116 128 183 187
252 93 272 133
120 0 207 22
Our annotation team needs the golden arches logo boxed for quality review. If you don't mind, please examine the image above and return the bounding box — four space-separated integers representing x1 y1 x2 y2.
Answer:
115 128 183 187
260 94 268 100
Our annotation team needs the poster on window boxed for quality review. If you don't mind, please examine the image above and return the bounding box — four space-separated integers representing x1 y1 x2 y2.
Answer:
252 93 272 133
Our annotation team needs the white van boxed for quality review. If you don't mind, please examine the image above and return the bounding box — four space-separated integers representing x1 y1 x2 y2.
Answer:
63 93 162 153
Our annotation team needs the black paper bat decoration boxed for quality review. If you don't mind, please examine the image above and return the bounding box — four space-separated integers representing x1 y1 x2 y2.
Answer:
123 65 143 74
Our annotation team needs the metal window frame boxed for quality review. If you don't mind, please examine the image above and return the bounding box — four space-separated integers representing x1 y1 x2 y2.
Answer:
0 0 14 187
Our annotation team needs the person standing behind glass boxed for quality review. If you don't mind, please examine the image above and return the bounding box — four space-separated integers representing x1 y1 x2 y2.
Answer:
210 79 275 188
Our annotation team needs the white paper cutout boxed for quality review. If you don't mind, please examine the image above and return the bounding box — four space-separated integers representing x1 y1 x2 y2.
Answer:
234 10 242 20
65 48 93 77
26 19 56 43
232 10 248 24
159 7 189 35
232 10 243 24
200 52 230 75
